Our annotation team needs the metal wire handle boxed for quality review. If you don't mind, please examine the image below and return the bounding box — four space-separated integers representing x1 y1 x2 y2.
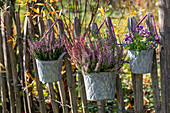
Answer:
96 17 117 44
40 19 63 41
132 13 159 42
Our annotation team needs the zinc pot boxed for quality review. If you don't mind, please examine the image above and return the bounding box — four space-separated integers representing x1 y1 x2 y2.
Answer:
83 72 117 101
35 52 66 83
128 49 154 74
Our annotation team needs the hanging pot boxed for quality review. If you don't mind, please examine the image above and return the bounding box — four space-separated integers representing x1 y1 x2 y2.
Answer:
82 72 117 101
36 52 66 83
128 48 154 74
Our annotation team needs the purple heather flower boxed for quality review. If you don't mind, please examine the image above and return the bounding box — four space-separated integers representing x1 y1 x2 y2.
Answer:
63 30 124 73
28 33 64 61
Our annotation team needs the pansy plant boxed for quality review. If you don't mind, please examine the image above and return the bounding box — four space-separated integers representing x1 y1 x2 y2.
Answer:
124 25 157 52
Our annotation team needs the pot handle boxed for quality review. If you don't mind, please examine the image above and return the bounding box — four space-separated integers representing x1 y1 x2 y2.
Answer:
132 13 159 42
58 52 67 60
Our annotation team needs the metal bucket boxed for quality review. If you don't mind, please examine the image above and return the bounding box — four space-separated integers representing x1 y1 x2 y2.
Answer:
36 52 66 83
83 72 116 101
128 49 154 74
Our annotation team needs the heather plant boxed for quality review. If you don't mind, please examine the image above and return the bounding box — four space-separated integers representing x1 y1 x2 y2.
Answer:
28 31 64 61
63 32 125 74
124 25 157 52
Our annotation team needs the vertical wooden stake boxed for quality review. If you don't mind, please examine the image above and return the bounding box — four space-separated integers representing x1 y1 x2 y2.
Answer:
127 17 143 113
1 10 16 113
56 19 69 113
73 17 88 113
23 16 34 113
116 74 125 113
5 11 22 113
58 80 69 113
46 19 55 41
28 16 47 113
159 1 170 112
145 15 161 113
105 17 125 112
0 16 7 113
48 83 59 113
132 74 143 113
78 73 89 113
46 19 59 113
64 54 78 113
151 51 161 113
38 17 45 38
91 22 105 113
33 59 47 113
15 11 28 113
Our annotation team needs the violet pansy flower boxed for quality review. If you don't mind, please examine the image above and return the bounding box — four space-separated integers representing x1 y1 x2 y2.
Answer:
150 41 155 47
125 37 133 45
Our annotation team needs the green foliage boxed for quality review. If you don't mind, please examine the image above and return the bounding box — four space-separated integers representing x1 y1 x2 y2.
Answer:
126 33 152 51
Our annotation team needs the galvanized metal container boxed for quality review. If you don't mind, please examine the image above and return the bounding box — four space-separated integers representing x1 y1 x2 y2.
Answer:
128 49 154 74
83 72 117 101
36 52 66 83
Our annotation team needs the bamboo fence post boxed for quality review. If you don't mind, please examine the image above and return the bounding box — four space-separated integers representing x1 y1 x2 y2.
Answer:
46 19 59 113
23 16 34 113
56 19 69 113
1 10 16 113
28 16 47 113
0 16 7 113
14 11 28 113
146 15 161 113
127 17 143 113
73 17 88 113
90 22 105 113
105 17 125 112
5 11 22 113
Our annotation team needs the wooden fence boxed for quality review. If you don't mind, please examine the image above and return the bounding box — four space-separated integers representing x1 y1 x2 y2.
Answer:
0 11 160 113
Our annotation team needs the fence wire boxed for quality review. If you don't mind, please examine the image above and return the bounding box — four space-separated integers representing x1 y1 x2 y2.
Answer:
36 94 155 113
